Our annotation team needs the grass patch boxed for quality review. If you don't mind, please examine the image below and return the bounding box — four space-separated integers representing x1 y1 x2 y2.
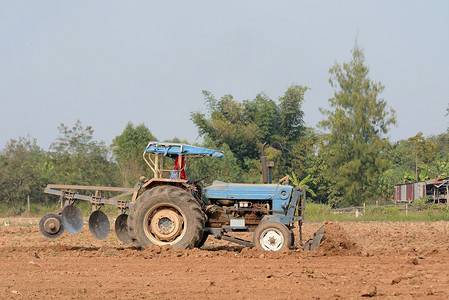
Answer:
305 202 449 222
0 202 56 218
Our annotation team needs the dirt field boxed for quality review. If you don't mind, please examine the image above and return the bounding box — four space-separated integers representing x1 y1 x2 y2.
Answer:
1 218 449 299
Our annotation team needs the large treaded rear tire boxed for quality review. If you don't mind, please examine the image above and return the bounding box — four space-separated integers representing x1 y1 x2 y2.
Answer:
196 232 209 249
127 185 205 249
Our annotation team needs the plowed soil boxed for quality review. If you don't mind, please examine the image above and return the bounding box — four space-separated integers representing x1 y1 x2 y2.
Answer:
1 218 449 299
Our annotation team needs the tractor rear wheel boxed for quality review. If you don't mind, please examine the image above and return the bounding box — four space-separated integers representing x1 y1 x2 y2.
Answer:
196 232 209 248
253 221 293 251
128 185 205 249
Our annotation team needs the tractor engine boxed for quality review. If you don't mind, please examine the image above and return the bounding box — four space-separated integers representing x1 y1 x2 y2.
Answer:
204 180 294 229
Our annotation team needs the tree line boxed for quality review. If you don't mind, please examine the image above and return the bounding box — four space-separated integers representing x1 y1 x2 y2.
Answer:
1 45 448 209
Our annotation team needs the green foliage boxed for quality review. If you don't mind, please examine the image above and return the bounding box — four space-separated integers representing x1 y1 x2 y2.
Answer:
290 172 316 197
278 85 308 144
411 196 432 210
305 202 449 222
191 85 311 183
393 132 438 182
0 137 48 207
426 154 449 179
318 45 396 206
186 138 243 185
111 122 156 186
290 129 328 203
304 202 332 221
48 120 118 186
191 92 271 164
380 132 449 198
378 167 402 199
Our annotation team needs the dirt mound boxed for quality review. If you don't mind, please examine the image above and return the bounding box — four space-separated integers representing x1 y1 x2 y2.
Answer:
316 221 362 256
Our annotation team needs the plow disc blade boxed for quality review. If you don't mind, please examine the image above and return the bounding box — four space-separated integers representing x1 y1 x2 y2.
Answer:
303 225 325 251
62 205 83 234
115 214 131 244
89 210 110 240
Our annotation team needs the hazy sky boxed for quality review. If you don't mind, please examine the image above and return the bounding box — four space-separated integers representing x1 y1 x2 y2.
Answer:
1 1 448 150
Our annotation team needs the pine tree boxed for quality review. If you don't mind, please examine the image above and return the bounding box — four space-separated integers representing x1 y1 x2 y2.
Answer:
319 45 396 206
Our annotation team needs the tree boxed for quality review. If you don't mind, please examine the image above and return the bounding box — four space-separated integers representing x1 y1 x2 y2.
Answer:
111 122 156 186
186 137 244 184
429 130 449 160
408 133 438 179
191 92 264 165
191 85 309 182
319 45 396 206
48 120 117 186
299 131 330 203
0 137 48 208
278 85 307 145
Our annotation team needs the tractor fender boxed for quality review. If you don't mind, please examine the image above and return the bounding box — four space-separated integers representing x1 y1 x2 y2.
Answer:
141 178 191 191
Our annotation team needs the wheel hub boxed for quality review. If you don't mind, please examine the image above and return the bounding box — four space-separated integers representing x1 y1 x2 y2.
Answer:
261 229 283 251
43 218 61 234
150 209 183 241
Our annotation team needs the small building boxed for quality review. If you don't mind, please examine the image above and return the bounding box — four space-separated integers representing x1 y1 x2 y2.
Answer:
394 178 449 203
394 181 426 202
425 178 449 204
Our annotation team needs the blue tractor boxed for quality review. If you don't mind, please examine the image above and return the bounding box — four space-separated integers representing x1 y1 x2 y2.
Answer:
40 142 323 251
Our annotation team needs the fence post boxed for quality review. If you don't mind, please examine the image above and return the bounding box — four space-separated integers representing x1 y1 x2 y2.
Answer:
405 203 408 216
27 195 30 214
376 200 378 208
363 202 366 213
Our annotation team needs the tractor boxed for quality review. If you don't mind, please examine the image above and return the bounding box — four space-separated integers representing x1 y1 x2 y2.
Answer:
39 141 324 251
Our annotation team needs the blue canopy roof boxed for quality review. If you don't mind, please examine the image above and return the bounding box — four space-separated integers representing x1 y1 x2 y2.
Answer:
145 142 224 158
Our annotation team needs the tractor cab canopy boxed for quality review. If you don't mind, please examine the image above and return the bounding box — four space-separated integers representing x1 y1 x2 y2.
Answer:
143 142 223 180
145 142 224 158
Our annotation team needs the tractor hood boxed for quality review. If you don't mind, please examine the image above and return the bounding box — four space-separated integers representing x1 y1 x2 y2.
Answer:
205 181 293 212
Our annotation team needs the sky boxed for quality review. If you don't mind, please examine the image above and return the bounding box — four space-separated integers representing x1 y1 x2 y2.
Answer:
1 1 448 150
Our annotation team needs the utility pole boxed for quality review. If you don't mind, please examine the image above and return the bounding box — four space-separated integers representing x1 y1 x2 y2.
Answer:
415 143 418 180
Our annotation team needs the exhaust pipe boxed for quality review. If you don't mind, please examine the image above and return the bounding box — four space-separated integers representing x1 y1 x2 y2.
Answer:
261 142 268 184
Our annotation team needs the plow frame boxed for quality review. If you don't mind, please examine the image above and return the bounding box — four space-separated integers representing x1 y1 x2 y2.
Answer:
44 184 142 210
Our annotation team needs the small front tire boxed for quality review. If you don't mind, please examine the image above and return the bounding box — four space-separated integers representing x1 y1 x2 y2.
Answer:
253 221 293 251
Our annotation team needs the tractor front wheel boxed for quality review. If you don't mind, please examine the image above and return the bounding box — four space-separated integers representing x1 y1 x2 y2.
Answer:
128 185 205 249
253 221 293 251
